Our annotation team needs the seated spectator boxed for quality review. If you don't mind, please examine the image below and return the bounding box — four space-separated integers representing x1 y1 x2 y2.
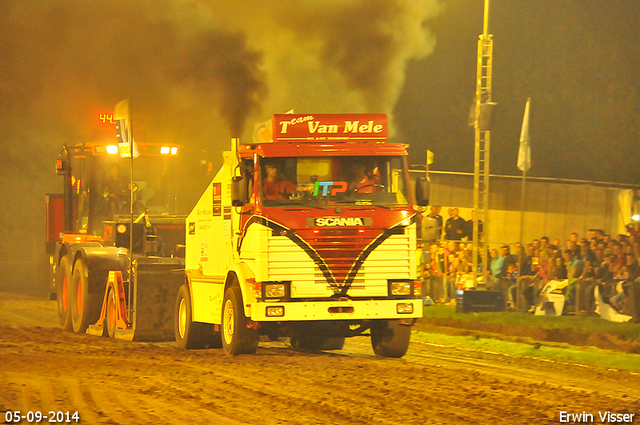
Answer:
506 264 518 309
611 243 626 278
554 257 568 280
610 283 632 315
488 249 504 288
510 245 536 311
564 249 584 280
501 245 517 271
578 240 596 279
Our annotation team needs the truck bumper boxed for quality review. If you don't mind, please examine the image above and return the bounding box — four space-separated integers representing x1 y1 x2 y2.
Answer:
251 298 422 322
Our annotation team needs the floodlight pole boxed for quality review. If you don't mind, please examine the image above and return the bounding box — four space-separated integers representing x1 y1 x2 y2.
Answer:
472 0 493 287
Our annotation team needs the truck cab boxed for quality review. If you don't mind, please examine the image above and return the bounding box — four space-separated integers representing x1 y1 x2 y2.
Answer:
182 114 428 357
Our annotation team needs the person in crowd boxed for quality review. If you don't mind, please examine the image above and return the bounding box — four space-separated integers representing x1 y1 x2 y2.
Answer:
505 264 518 309
488 249 504 288
501 245 517 273
624 253 639 281
611 243 626 279
431 244 447 302
490 247 512 297
610 257 635 316
554 256 568 280
445 253 457 303
563 249 584 280
425 206 444 240
563 249 585 311
569 232 579 248
578 240 596 279
464 209 483 241
540 236 550 253
596 253 615 301
444 208 466 240
593 248 605 276
510 245 535 311
464 242 474 264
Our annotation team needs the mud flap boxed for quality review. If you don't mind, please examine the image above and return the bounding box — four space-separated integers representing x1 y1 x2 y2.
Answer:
132 258 185 341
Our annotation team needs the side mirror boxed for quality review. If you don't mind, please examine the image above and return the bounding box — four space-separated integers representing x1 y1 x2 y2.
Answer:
231 176 247 207
415 176 430 207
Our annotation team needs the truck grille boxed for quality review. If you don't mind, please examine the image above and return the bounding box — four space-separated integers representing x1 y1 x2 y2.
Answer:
296 228 379 286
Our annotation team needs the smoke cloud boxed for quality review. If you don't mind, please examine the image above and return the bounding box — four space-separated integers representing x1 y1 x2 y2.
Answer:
0 0 440 292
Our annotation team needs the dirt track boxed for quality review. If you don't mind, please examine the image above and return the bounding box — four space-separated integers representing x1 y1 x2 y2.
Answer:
1 323 640 425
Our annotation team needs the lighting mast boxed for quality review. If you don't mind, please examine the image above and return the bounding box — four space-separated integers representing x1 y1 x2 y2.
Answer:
472 0 494 287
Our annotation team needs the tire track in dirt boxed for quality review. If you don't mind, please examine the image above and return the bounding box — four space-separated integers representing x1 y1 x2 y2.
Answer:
2 326 640 424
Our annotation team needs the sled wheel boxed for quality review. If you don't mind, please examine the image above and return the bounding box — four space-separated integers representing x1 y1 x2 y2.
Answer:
106 283 117 338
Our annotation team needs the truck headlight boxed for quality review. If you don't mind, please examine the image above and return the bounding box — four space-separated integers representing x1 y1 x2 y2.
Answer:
396 303 413 314
389 280 412 296
264 283 286 298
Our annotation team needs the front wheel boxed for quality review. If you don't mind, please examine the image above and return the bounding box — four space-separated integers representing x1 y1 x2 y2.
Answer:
370 320 411 358
221 285 258 355
174 284 221 349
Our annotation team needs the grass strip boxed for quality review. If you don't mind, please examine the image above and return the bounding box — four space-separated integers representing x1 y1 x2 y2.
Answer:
412 331 640 371
421 305 640 340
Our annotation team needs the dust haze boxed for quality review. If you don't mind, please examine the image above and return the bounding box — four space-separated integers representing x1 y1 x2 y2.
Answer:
0 0 440 293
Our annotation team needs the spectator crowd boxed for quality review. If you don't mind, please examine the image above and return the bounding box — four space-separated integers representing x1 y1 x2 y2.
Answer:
418 206 640 318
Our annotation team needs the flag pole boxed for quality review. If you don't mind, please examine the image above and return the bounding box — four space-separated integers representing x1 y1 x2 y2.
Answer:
517 161 526 278
517 97 531 279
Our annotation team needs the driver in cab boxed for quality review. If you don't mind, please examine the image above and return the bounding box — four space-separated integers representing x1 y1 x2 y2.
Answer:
349 161 380 193
262 162 297 200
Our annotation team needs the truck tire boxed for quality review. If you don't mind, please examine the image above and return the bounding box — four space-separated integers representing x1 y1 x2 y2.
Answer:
175 284 221 349
291 336 345 351
221 285 258 355
55 256 73 331
70 259 102 334
370 320 411 358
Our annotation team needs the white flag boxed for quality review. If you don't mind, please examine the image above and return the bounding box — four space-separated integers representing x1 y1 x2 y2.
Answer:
114 99 139 159
517 98 531 172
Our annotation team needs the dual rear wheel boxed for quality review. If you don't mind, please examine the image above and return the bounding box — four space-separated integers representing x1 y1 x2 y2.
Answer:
56 257 102 334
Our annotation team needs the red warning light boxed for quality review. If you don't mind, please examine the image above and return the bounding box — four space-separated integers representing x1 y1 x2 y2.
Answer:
116 224 127 234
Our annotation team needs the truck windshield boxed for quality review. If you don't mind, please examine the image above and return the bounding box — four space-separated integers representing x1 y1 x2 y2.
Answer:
71 152 178 234
259 156 409 207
